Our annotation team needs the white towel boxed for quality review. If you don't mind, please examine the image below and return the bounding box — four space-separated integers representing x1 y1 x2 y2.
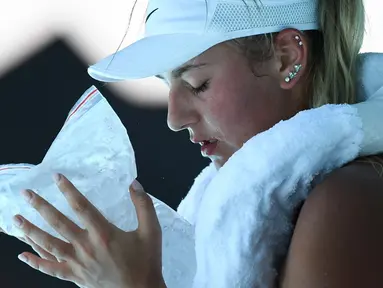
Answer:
179 105 363 287
178 53 383 287
355 53 383 156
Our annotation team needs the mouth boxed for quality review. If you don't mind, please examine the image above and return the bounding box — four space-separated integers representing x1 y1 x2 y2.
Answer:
200 139 218 157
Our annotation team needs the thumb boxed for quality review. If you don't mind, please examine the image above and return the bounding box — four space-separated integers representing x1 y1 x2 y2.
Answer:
130 180 161 236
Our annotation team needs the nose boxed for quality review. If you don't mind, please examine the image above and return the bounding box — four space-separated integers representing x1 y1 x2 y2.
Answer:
167 88 199 132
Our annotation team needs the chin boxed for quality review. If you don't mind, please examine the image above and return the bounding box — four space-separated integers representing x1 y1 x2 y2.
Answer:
212 157 228 170
210 145 236 169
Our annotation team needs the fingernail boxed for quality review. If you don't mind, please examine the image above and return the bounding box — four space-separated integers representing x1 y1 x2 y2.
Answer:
13 216 23 227
18 254 28 263
131 180 144 194
53 173 62 183
21 190 32 203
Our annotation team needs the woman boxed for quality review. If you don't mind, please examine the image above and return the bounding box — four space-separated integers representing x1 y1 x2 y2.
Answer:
10 0 383 287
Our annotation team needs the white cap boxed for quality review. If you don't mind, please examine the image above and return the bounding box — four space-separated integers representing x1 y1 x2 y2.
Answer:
88 0 319 82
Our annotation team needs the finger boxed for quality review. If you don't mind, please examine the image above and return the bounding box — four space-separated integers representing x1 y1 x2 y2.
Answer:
54 174 110 235
16 236 55 262
21 189 83 243
18 252 80 283
14 215 74 261
24 236 59 262
130 180 161 237
17 235 55 261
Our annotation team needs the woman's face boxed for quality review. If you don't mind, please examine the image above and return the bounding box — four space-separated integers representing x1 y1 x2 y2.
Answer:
163 34 307 168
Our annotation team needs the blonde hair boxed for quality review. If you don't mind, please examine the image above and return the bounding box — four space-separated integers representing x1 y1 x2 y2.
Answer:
228 0 366 108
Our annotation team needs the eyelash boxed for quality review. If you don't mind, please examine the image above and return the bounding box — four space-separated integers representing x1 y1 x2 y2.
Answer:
190 80 210 96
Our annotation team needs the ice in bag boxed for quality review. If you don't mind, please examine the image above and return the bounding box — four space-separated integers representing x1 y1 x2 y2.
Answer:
0 86 196 287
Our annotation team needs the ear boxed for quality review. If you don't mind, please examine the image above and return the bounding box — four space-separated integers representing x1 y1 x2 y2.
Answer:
273 29 309 90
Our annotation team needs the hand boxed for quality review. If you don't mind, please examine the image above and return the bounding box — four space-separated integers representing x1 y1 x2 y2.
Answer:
12 174 166 288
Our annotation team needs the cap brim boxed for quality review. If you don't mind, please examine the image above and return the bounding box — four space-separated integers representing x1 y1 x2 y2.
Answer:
88 33 226 82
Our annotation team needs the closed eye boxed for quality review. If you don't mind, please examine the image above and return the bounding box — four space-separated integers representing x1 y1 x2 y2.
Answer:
190 80 210 96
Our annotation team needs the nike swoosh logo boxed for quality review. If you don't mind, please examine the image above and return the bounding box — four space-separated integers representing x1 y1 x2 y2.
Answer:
145 8 159 23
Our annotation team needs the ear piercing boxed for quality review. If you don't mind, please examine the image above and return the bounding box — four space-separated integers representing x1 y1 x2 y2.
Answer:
284 35 303 83
295 35 303 46
284 64 302 83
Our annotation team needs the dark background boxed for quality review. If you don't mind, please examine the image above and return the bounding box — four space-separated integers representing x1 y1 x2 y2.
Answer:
0 38 208 287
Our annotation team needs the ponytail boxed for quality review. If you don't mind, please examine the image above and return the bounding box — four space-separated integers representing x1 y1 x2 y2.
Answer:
309 0 365 107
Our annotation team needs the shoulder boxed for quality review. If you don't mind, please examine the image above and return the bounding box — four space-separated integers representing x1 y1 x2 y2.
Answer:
281 156 383 288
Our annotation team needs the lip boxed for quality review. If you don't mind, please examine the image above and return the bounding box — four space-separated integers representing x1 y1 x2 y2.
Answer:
190 138 202 144
191 137 215 144
200 140 218 157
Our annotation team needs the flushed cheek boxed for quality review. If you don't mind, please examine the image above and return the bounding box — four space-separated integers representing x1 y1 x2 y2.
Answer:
218 113 264 150
204 111 242 148
204 82 259 145
211 117 245 149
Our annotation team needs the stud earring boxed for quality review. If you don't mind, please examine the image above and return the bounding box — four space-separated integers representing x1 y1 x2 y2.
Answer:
295 35 303 46
284 64 302 83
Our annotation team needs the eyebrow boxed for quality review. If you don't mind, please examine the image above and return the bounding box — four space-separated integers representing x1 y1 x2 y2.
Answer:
155 63 208 81
171 63 208 79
